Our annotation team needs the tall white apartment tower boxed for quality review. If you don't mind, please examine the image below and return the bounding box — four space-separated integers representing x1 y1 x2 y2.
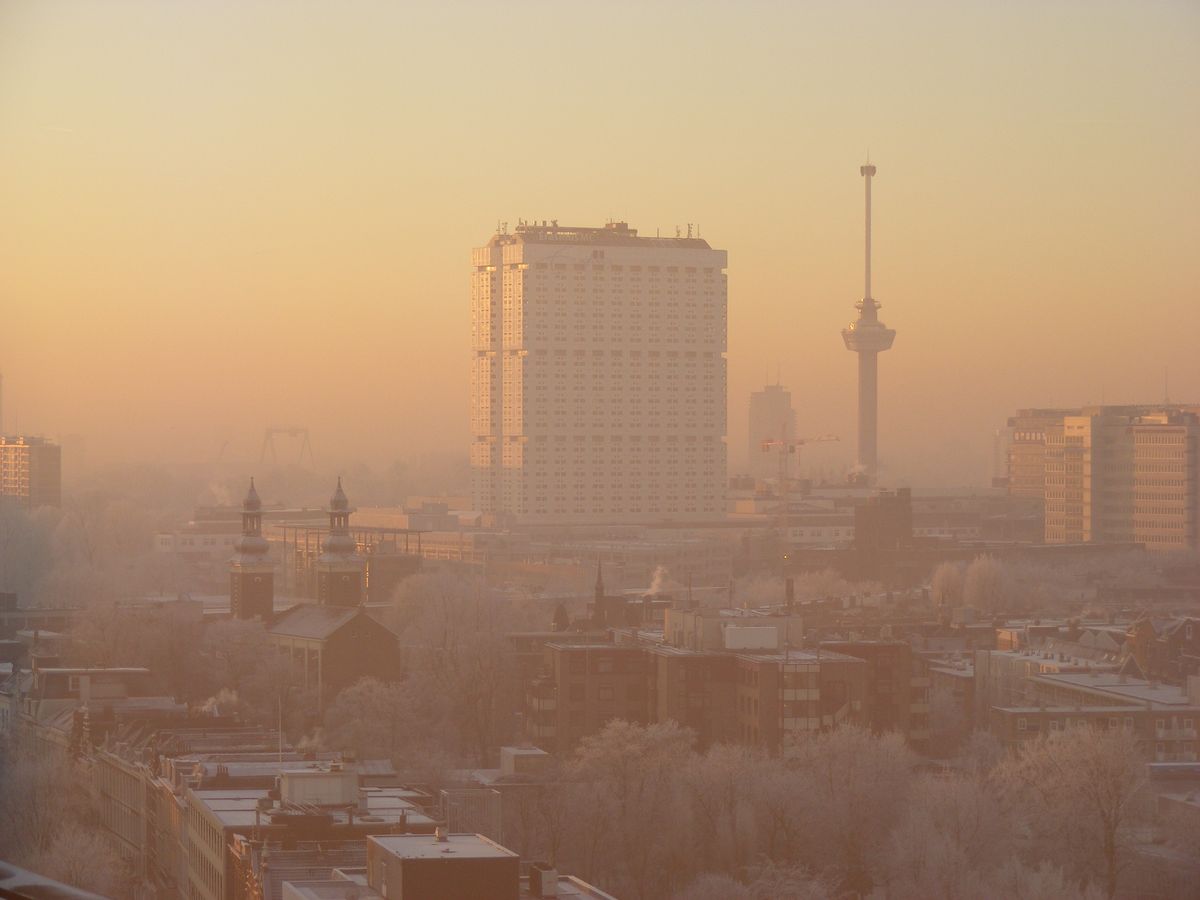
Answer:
471 221 728 524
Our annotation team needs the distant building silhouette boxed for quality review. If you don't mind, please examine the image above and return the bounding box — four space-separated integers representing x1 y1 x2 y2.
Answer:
747 383 796 478
841 164 895 485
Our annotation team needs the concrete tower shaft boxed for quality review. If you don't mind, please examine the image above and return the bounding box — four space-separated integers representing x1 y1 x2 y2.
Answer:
841 163 896 484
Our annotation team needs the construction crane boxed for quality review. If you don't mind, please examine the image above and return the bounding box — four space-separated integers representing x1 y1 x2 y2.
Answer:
761 433 839 530
260 426 315 466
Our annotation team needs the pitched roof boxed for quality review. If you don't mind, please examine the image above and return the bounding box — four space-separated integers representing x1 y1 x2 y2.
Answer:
1118 654 1145 680
267 604 359 640
1165 617 1200 637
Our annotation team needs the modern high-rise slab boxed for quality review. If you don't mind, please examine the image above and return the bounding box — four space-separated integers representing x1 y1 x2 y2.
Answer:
841 163 896 485
471 221 728 524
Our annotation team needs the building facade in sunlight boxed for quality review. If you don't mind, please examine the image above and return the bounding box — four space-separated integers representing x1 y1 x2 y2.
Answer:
1002 408 1081 498
471 221 727 524
0 435 61 510
1042 406 1200 552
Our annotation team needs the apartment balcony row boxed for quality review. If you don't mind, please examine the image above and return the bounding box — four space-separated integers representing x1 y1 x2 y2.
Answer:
1155 726 1198 740
780 688 820 702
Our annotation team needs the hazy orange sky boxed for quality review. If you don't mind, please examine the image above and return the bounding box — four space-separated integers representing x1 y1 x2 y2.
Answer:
2 0 1198 487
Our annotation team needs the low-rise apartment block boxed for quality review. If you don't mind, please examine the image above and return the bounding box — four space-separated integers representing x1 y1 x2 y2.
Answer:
976 648 1200 761
527 643 649 754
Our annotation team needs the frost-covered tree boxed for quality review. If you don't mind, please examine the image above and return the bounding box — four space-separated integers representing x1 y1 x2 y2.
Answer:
322 676 450 770
0 741 130 896
930 562 964 608
387 569 525 765
963 555 1013 614
786 725 914 894
997 726 1149 899
884 773 1012 899
681 742 762 873
568 720 694 899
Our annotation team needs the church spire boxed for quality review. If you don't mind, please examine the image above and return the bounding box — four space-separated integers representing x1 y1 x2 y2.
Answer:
240 478 263 539
235 477 267 556
318 478 363 606
231 476 273 620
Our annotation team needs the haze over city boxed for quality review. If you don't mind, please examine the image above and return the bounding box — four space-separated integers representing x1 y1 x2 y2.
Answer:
3 0 1197 485
3 3 1200 899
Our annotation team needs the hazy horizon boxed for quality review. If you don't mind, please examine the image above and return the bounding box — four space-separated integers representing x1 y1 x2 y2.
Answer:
3 0 1198 488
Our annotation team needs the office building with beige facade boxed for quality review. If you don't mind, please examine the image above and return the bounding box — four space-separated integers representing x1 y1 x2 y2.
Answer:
1000 406 1199 552
1043 406 1199 551
1002 408 1080 499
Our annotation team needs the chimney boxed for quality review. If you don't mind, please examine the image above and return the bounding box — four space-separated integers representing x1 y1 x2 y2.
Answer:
529 862 559 898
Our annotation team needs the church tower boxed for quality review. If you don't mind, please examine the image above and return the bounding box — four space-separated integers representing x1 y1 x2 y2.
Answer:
230 478 274 620
316 477 364 606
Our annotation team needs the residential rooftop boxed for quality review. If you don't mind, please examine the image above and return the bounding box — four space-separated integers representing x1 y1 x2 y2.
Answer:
369 832 516 861
928 664 975 680
993 705 1177 714
281 881 381 900
519 875 619 899
35 667 151 676
191 788 434 830
1031 672 1200 707
737 648 864 664
544 642 645 652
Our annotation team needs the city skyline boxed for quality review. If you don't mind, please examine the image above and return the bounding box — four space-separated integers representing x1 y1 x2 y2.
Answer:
2 2 1197 486
3 5 1200 897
